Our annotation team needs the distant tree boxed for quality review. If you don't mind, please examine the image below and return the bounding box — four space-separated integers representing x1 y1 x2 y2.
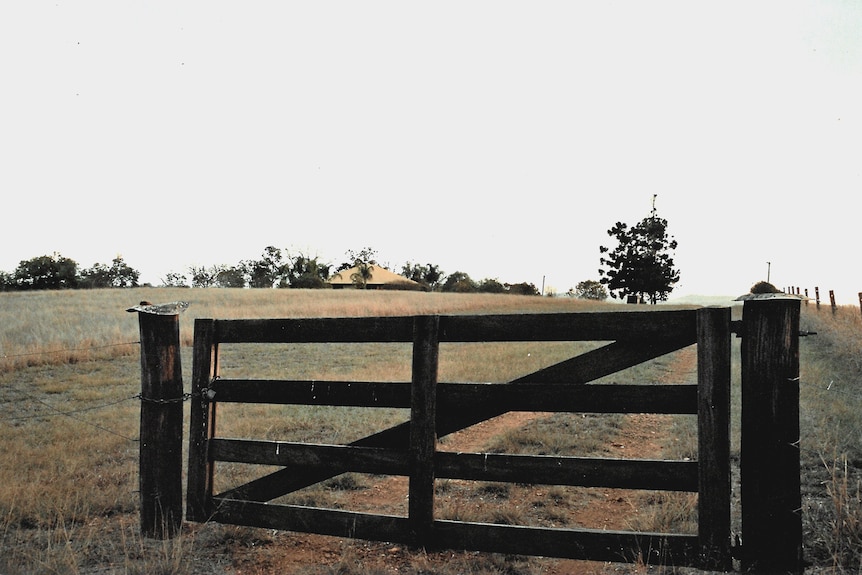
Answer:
287 255 331 289
350 261 375 289
401 262 444 291
189 265 220 288
110 256 140 287
338 247 378 272
290 274 328 289
441 271 477 293
598 196 680 304
161 272 189 287
244 246 288 288
573 279 609 301
401 263 422 283
477 278 506 293
506 282 540 296
216 266 247 288
13 253 78 290
79 263 111 288
79 256 140 288
0 270 12 291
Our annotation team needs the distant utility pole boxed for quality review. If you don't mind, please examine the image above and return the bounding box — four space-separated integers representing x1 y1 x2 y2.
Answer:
767 262 771 283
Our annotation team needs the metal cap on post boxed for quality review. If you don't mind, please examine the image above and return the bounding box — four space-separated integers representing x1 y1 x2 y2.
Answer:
127 301 189 539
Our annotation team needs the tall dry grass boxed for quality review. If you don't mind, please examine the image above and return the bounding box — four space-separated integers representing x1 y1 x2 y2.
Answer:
0 287 611 372
6 288 860 573
0 288 622 574
797 304 862 571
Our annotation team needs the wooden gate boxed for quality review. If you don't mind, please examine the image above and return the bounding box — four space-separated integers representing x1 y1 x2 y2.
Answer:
175 301 801 572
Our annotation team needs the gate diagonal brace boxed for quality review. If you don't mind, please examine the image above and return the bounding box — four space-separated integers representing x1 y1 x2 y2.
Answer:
215 336 694 503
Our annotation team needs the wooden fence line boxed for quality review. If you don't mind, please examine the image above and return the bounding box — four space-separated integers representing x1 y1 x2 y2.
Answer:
786 285 862 315
133 300 803 573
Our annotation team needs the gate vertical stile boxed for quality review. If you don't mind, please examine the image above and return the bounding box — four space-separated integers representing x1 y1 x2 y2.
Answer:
409 315 440 547
187 318 218 523
696 307 732 570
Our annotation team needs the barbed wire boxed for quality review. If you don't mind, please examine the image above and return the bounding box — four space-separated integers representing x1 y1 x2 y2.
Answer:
0 331 856 455
0 338 144 441
2 393 141 442
135 392 192 404
2 394 140 422
0 341 140 360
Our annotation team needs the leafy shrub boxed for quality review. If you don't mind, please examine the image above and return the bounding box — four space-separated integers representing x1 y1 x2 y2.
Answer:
750 281 781 294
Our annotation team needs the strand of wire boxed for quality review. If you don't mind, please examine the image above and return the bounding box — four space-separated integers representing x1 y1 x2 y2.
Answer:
2 394 140 422
0 341 140 360
16 395 139 442
1 391 194 439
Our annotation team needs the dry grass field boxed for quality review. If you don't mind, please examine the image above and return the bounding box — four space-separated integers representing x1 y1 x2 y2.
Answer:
0 288 860 574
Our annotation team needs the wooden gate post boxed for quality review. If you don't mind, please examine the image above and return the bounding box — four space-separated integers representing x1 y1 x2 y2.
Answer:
740 297 803 573
129 301 188 539
409 315 440 546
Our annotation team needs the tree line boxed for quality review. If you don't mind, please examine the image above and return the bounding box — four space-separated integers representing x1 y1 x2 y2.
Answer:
0 203 681 302
0 247 545 296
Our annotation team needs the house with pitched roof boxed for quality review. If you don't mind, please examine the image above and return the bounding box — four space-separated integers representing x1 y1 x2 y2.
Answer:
328 265 421 290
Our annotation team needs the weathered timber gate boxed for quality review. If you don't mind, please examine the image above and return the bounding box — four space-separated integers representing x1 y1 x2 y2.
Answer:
157 300 802 572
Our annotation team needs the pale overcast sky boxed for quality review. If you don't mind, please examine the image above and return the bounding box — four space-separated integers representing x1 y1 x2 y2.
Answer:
2 2 860 302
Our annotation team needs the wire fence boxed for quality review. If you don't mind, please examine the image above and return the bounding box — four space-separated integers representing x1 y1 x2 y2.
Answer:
0 341 141 361
0 340 147 442
0 331 858 450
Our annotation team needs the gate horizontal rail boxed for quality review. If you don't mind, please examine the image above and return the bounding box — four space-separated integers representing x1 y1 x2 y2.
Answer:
211 497 700 565
208 380 698 413
210 310 696 343
210 439 699 491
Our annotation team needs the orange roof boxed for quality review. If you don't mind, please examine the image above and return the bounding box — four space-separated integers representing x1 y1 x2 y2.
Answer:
328 265 418 286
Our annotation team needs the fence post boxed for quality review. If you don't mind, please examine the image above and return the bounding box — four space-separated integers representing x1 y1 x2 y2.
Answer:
129 301 188 539
409 315 440 547
815 286 820 310
830 290 837 314
740 298 803 573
